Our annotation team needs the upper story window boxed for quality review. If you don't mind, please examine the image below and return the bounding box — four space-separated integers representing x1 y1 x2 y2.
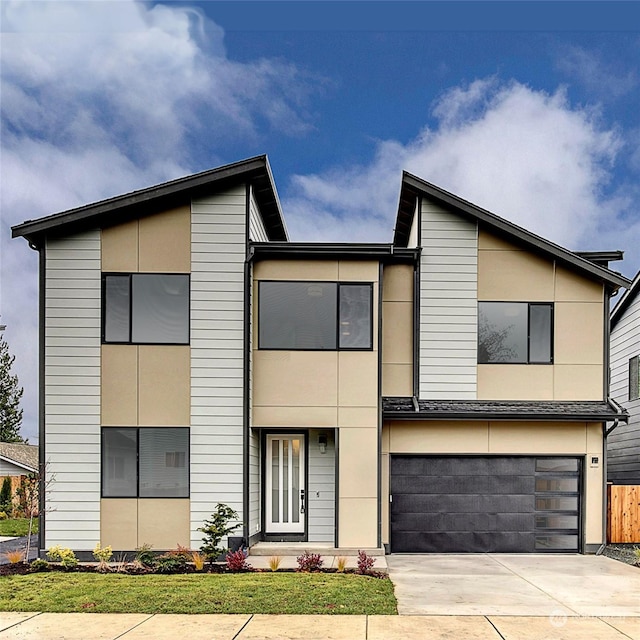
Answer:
629 356 640 401
103 274 189 344
258 281 373 350
478 302 553 364
102 427 189 498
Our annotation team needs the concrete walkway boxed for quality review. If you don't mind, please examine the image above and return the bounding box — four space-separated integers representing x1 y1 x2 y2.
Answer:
388 553 640 617
1 612 640 639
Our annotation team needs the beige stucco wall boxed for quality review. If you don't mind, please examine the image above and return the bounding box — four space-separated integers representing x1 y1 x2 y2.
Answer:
100 207 191 549
382 264 413 396
381 420 604 547
252 259 379 547
477 230 604 401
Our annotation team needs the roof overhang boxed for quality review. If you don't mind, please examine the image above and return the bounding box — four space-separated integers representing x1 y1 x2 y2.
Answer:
394 172 631 290
383 398 628 423
611 269 640 329
0 454 37 473
12 155 288 248
251 242 419 263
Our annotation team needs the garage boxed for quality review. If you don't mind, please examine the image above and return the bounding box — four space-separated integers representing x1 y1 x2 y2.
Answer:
390 456 581 553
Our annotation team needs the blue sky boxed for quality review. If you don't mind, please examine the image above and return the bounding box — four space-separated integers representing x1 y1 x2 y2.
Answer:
1 1 640 442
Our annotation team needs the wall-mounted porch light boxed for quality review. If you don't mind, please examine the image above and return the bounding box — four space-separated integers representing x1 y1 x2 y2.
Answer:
318 433 328 454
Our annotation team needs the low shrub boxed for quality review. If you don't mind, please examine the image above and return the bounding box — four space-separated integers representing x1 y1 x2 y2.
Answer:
4 549 24 564
29 558 50 572
154 554 188 574
356 550 376 575
135 543 156 568
226 548 251 571
191 551 205 571
93 543 113 572
296 550 323 572
268 555 282 571
47 545 78 570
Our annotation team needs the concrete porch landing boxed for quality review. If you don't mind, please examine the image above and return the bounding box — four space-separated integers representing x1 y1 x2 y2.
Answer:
247 542 388 572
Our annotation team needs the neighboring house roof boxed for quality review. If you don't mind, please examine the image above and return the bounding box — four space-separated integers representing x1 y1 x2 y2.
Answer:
0 442 39 473
394 171 631 290
611 270 640 330
12 155 288 248
382 398 628 422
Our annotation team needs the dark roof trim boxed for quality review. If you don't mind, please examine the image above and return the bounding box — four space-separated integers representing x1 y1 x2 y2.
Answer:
575 251 624 268
394 172 631 289
12 155 288 247
611 269 640 329
382 398 627 423
251 242 419 263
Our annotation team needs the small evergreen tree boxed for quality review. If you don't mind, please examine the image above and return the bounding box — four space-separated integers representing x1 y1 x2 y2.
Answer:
0 476 12 516
0 333 24 443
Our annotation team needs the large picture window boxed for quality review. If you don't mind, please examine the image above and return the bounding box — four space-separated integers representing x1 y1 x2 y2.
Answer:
478 302 553 364
102 428 189 498
258 281 373 350
103 274 189 344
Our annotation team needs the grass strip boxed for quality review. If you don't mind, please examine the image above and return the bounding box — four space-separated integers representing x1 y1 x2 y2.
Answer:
0 519 37 537
0 572 397 615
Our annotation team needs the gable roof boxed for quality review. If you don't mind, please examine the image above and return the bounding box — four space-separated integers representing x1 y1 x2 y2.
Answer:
0 442 38 473
12 155 288 248
611 270 640 329
394 172 630 289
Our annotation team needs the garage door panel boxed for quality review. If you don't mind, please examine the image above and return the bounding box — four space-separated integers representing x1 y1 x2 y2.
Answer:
390 455 581 553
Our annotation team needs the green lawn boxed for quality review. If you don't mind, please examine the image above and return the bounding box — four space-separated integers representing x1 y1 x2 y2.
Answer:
0 518 38 537
0 572 397 615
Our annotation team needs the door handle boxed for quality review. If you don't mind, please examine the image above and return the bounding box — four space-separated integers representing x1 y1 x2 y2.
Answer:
300 489 305 514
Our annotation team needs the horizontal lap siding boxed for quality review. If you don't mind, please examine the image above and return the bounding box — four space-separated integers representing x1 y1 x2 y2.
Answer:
45 231 101 549
190 186 247 546
419 201 478 399
249 188 269 242
307 429 335 542
610 297 640 484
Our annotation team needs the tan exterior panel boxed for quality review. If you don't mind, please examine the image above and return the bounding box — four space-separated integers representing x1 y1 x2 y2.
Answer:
338 497 377 547
554 302 603 365
100 499 137 550
339 428 378 498
254 260 339 281
102 220 138 272
478 246 554 301
478 229 521 251
555 265 604 302
382 264 413 302
253 405 338 427
478 365 554 401
554 365 603 400
138 346 190 425
138 499 190 549
338 351 378 407
338 260 378 281
388 421 490 453
488 422 588 453
382 364 413 397
382 302 413 364
101 345 138 425
139 205 191 273
253 351 338 407
338 407 378 428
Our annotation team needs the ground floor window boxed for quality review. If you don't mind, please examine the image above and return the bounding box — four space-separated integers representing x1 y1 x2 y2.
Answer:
102 427 189 498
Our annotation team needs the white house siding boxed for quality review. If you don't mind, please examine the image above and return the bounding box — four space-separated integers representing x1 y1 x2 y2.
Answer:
249 430 260 538
610 293 640 484
44 232 101 549
307 429 335 542
249 187 269 242
419 199 478 399
190 186 247 546
0 459 30 475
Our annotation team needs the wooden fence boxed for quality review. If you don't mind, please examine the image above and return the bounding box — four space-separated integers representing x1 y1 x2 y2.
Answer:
607 484 640 543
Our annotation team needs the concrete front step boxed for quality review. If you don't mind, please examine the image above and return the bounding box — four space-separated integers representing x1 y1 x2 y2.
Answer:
248 542 385 557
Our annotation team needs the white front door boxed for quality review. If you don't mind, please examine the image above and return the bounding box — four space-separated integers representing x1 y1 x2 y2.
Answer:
265 434 305 534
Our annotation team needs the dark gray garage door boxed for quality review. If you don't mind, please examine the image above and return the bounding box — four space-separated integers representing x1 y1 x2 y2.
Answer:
390 456 581 553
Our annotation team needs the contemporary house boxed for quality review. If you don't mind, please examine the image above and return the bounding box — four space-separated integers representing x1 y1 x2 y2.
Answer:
609 272 640 484
12 155 630 556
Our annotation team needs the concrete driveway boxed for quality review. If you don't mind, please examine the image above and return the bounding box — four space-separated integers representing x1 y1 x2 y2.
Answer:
387 553 640 617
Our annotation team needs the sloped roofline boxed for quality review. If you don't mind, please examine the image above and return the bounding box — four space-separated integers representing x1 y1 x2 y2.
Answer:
394 171 630 289
611 269 640 329
12 155 288 247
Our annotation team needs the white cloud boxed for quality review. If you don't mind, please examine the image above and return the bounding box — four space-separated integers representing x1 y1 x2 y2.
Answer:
0 0 321 442
284 78 632 264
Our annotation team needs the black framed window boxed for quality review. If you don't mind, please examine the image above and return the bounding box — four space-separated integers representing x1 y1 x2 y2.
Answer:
629 355 640 401
102 427 189 498
103 274 189 344
258 281 373 350
478 302 553 364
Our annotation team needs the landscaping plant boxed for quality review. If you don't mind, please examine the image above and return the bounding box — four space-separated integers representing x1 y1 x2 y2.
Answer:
268 555 282 571
198 503 240 561
46 545 78 570
0 476 12 516
92 543 113 572
356 550 376 575
335 556 348 573
296 550 324 572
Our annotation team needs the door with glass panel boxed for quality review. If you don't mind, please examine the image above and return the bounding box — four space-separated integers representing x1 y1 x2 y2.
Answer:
265 434 306 534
